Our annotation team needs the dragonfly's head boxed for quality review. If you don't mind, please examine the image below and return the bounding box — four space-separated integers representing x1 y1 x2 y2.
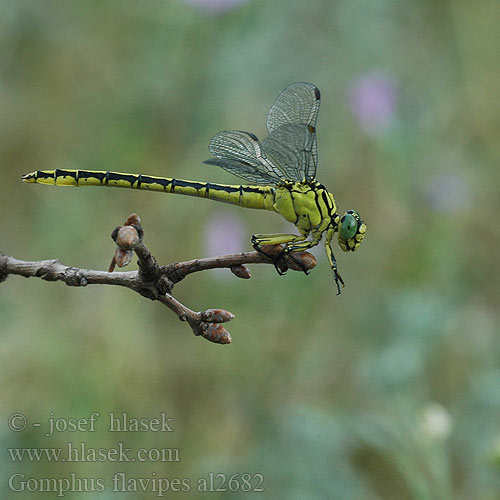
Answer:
337 210 366 252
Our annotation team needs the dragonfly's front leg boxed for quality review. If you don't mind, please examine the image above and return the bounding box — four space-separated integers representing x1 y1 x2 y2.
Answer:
324 233 345 295
251 232 308 275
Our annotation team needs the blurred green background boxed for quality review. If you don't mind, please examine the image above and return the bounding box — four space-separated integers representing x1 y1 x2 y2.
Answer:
1 0 499 498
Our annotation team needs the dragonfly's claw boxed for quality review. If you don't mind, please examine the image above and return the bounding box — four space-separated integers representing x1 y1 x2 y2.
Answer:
334 270 345 295
251 237 316 277
273 262 287 276
251 235 262 253
286 250 311 275
251 237 288 276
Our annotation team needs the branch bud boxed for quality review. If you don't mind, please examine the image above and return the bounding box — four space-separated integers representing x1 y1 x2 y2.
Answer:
230 265 251 279
286 251 317 272
201 308 235 323
113 247 134 268
125 213 141 226
259 244 283 259
115 226 140 250
199 323 232 344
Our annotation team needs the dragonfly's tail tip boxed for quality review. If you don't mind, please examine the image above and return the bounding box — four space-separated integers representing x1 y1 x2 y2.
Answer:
22 172 36 183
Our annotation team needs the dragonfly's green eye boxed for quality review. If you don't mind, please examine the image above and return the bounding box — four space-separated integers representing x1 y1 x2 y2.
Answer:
339 213 357 241
338 210 366 252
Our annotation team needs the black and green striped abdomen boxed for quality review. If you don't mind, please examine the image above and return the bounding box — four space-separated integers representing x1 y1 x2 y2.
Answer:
22 169 276 211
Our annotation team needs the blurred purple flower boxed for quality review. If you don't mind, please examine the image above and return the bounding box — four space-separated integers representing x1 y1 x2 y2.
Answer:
425 172 469 213
181 0 250 13
349 72 398 136
203 212 246 257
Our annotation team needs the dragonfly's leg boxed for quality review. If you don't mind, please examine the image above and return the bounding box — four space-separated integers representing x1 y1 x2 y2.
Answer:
284 239 319 275
251 233 308 275
251 233 307 247
325 240 345 295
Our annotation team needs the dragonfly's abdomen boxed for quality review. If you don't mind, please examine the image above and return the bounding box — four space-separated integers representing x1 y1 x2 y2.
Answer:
22 169 276 211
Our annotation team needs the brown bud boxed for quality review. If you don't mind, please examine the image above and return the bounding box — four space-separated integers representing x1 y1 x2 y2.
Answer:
116 226 140 250
125 213 141 226
201 308 235 323
200 323 232 344
230 265 251 279
114 247 134 268
111 225 122 242
286 251 317 272
259 244 284 259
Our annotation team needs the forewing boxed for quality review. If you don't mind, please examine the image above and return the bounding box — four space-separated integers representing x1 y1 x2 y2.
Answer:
266 82 321 133
261 124 317 182
205 130 286 185
266 82 320 180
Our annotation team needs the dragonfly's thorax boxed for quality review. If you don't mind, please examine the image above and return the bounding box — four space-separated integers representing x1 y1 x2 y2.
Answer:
273 180 337 234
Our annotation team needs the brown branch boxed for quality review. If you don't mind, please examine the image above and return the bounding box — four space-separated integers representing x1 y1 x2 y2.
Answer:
0 213 317 345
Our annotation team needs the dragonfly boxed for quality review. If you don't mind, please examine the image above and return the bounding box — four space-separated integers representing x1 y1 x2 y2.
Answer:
23 82 366 294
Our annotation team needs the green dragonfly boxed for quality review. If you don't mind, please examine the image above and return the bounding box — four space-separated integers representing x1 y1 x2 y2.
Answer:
23 82 366 293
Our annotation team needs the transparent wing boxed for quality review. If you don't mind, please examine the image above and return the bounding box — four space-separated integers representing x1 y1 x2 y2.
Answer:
267 82 320 133
262 123 317 182
204 130 287 185
203 158 278 185
266 82 320 180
